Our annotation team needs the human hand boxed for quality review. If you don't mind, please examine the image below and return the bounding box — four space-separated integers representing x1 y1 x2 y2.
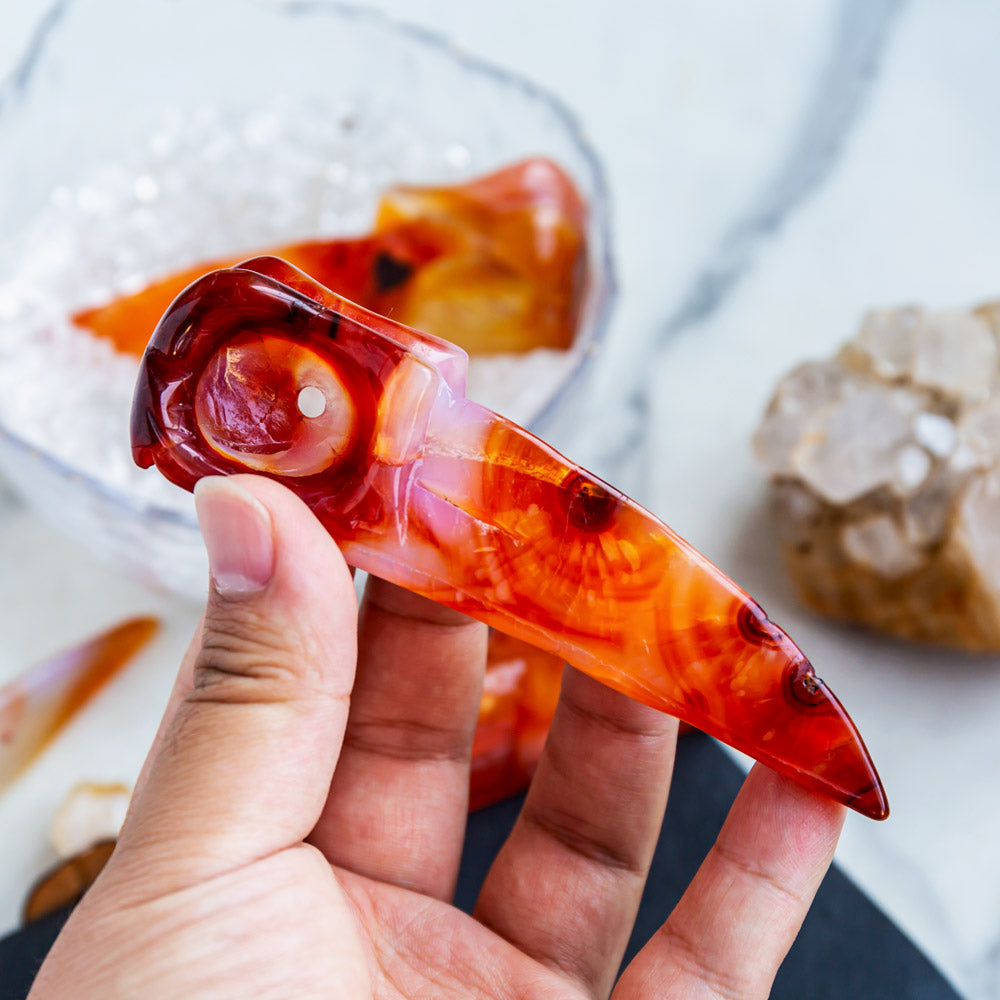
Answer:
29 474 845 999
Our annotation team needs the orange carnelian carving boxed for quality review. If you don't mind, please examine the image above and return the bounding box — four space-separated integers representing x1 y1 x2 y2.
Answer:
131 258 888 820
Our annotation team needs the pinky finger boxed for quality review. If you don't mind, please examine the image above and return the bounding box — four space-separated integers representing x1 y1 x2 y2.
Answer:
615 764 845 1000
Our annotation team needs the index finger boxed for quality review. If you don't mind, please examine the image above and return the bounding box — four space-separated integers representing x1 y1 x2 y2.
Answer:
614 764 845 999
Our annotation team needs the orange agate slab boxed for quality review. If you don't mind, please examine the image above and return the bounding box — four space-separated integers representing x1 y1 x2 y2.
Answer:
74 158 586 358
131 258 888 820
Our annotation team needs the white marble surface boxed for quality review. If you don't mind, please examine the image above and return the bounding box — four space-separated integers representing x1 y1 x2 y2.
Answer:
2 1 998 996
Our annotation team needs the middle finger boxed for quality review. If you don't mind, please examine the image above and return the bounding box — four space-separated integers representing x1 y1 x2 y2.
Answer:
475 666 678 997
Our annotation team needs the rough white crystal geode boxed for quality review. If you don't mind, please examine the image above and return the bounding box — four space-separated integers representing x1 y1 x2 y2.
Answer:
753 301 1000 651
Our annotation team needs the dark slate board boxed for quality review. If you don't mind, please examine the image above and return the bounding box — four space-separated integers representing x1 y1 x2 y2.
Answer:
0 734 961 999
457 734 962 1000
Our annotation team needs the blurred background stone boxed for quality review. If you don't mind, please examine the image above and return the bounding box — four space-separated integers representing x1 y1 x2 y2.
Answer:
755 301 1000 650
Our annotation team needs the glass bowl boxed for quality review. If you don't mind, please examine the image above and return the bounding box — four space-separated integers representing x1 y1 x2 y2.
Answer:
0 0 615 600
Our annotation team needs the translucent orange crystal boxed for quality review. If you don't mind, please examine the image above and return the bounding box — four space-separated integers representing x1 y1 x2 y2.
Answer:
131 259 888 819
0 618 159 792
473 632 564 810
74 158 586 358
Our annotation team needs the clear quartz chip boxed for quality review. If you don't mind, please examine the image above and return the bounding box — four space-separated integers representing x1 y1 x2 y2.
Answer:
841 514 921 579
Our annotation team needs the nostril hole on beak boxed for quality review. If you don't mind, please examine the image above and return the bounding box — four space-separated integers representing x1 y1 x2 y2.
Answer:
784 659 829 708
297 385 326 418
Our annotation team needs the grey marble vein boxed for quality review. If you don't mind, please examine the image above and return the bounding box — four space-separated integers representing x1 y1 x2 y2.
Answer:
607 0 906 484
0 0 68 108
0 479 21 518
661 0 905 339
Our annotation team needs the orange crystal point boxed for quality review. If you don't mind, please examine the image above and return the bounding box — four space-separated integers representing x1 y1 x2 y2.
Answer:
131 261 887 819
0 617 159 792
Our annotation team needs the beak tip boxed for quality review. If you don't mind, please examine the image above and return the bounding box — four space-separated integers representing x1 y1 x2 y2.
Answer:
851 782 890 821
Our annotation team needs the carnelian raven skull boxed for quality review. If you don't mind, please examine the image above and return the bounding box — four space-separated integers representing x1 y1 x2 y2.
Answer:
132 256 888 819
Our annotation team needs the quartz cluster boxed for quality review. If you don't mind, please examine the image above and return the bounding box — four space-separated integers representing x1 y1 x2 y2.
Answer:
753 301 1000 651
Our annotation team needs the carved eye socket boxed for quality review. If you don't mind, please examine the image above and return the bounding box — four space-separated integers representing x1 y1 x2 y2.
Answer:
194 336 356 477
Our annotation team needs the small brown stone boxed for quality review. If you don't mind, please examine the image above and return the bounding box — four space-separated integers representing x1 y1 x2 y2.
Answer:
23 839 116 924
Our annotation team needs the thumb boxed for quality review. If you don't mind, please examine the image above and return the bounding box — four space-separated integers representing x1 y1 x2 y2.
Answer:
113 474 357 896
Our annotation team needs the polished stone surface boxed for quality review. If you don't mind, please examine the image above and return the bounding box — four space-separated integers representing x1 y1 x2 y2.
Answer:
2 2 997 996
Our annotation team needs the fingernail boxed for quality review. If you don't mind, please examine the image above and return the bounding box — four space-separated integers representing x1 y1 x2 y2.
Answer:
195 478 275 596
